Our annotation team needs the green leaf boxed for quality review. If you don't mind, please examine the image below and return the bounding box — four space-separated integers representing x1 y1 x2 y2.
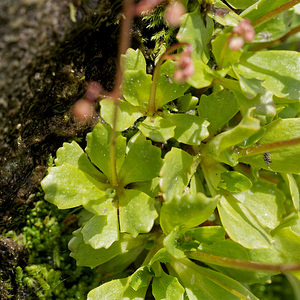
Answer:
254 11 293 43
86 123 126 181
241 0 291 21
139 116 175 143
69 229 121 268
170 258 259 300
129 177 160 198
186 59 214 89
87 277 148 300
167 114 209 145
100 99 143 131
55 141 106 182
198 90 239 135
177 11 213 64
42 163 107 209
129 266 153 291
218 171 252 193
274 226 300 261
283 173 300 210
204 109 260 166
81 200 119 249
218 195 272 249
160 193 219 234
152 271 185 300
122 48 147 73
70 230 146 268
122 70 152 107
212 32 242 68
189 240 276 284
208 0 242 26
177 11 214 89
176 93 199 112
118 133 163 186
236 51 300 100
160 147 195 201
240 118 300 173
234 181 284 230
119 189 158 237
155 60 189 108
224 0 257 9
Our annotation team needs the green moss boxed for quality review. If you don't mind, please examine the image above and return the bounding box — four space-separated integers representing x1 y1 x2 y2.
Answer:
2 193 101 299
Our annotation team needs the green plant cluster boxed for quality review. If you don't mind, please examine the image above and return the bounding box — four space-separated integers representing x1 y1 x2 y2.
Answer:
5 197 100 299
42 0 300 299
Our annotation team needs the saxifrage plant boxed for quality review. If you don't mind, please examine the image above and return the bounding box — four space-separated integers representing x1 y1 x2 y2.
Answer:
42 0 300 299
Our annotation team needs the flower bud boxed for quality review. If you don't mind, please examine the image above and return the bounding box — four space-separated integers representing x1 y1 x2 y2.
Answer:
72 99 95 121
164 1 186 27
228 36 244 51
85 81 102 102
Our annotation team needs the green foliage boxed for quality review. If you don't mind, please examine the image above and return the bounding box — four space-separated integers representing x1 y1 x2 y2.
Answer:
41 1 300 299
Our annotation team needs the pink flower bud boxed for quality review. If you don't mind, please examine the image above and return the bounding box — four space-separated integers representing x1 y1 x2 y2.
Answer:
228 36 244 51
164 1 186 27
232 19 255 44
135 0 164 15
72 99 95 121
85 81 102 102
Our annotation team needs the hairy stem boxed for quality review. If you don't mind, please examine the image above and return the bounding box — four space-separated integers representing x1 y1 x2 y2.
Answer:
186 251 300 272
252 0 300 28
147 42 189 115
237 137 300 158
109 0 134 187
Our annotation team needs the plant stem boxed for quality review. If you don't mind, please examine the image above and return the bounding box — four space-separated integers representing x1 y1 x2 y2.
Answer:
147 42 189 115
252 0 300 28
109 0 134 187
237 137 300 158
186 251 300 272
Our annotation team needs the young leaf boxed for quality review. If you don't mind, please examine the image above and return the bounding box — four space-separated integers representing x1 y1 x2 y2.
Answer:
129 266 153 291
121 48 147 73
208 0 242 26
160 192 219 234
55 141 106 182
81 200 119 249
139 115 175 143
167 114 209 145
155 60 189 108
100 99 143 131
225 0 257 9
240 118 300 173
160 147 195 201
86 123 126 181
234 181 284 230
177 11 213 64
170 258 259 300
241 0 291 21
212 32 242 68
118 133 163 186
122 70 152 107
69 230 146 268
204 109 260 166
69 229 122 268
283 173 300 210
218 171 252 193
236 51 300 100
198 90 239 135
119 189 158 237
218 195 272 249
152 270 185 300
42 163 107 209
87 277 148 300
